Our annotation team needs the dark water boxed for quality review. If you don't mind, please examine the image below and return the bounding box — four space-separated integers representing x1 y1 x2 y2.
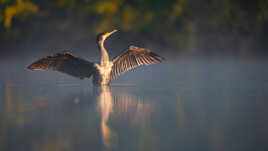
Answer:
1 58 268 151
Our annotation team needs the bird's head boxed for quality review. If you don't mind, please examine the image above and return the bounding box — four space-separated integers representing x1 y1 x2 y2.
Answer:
97 29 117 44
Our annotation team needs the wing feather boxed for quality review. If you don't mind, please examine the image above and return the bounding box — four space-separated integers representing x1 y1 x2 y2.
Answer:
111 45 164 79
27 52 96 79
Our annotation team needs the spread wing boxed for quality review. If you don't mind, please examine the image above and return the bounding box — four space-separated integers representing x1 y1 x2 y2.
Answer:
111 45 164 79
27 52 96 79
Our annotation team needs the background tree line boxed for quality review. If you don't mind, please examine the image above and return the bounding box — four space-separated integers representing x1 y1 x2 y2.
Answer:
0 0 268 57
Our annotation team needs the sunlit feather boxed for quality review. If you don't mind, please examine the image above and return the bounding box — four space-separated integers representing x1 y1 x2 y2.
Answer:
28 30 164 85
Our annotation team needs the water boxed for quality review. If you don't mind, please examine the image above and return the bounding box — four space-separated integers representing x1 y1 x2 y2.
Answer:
1 58 268 151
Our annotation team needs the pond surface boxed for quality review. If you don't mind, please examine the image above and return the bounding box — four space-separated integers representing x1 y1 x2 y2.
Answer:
0 58 268 151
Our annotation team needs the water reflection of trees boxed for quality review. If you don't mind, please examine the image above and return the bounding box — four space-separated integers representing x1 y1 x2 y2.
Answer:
0 82 88 151
1 82 158 151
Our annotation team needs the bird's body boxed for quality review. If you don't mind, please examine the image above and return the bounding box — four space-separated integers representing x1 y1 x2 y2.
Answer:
28 30 164 86
93 62 113 85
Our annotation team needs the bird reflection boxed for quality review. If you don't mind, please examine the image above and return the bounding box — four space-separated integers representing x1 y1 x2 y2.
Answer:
95 86 154 150
96 86 115 150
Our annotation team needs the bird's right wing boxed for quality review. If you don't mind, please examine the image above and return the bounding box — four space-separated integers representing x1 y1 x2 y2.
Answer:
111 45 164 79
27 52 96 79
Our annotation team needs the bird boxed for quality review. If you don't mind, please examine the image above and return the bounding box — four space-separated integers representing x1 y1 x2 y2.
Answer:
27 30 164 86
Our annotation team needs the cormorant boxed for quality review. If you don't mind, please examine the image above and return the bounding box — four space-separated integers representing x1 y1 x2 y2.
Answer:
27 30 164 85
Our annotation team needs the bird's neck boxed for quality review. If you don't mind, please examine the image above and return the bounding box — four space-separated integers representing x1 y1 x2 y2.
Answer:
98 41 110 66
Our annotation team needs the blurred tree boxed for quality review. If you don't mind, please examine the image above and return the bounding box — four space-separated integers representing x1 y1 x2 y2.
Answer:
0 0 267 55
0 0 38 28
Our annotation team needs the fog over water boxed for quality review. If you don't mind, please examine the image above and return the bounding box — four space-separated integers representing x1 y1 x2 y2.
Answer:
1 56 268 151
1 0 268 150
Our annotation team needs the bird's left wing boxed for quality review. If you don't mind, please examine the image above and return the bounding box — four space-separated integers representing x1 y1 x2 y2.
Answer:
27 52 96 79
111 45 164 79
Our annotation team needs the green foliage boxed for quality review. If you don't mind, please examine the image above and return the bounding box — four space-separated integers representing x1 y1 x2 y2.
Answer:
0 0 267 51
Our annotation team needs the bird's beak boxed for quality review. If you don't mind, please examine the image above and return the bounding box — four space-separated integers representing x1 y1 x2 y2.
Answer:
104 29 117 40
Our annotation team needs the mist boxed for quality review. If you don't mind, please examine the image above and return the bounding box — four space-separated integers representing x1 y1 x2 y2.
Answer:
1 1 268 151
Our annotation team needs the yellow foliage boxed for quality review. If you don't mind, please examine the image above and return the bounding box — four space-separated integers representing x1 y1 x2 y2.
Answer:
57 0 65 8
4 0 39 28
95 0 123 14
144 11 153 23
121 6 153 31
142 11 153 26
121 5 137 30
94 2 154 33
95 17 114 34
56 0 76 8
0 0 8 3
169 0 184 21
